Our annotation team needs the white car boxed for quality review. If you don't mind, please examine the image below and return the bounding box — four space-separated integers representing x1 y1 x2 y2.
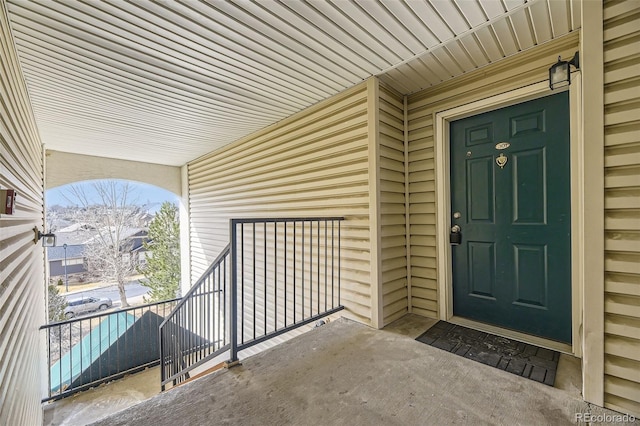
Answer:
64 296 112 319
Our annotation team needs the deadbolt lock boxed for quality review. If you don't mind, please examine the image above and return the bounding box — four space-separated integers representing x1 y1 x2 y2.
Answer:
450 225 462 245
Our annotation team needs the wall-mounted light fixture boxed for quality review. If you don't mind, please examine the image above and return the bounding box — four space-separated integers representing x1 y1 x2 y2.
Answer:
549 52 580 90
34 227 56 247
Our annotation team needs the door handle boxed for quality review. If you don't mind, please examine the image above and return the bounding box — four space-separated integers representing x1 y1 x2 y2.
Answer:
450 225 462 245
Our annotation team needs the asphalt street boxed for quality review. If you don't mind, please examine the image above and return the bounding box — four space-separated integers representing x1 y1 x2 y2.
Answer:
67 280 149 309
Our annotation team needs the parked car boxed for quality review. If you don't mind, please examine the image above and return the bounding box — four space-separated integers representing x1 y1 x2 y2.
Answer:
64 296 113 319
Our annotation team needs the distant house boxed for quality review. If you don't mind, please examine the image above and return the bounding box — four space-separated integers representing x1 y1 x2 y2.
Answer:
47 228 150 281
118 228 151 269
131 242 151 268
123 228 148 252
47 244 87 282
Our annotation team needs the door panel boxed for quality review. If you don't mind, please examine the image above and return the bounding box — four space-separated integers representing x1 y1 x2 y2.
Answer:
512 148 546 224
468 242 496 299
513 243 548 308
467 157 495 222
451 92 571 343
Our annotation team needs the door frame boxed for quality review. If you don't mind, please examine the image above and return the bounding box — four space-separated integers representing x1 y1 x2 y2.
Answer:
434 78 583 356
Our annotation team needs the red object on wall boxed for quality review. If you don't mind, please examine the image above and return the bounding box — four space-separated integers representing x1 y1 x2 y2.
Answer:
1 189 17 214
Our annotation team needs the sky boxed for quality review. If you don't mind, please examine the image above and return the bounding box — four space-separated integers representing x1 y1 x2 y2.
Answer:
46 180 180 210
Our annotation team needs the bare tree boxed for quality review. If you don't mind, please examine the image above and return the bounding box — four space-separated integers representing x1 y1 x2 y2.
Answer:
63 181 142 308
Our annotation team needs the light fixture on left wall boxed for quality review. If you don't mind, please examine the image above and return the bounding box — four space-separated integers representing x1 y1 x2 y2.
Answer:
34 227 56 247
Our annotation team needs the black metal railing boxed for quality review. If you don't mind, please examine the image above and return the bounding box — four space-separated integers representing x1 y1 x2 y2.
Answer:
229 217 344 361
159 244 230 390
159 217 344 390
41 298 179 402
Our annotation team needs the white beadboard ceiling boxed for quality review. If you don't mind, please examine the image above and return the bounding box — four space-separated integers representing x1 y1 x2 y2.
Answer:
6 0 580 167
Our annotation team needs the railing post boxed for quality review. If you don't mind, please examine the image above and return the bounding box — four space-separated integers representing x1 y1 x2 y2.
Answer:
229 219 239 363
160 324 165 391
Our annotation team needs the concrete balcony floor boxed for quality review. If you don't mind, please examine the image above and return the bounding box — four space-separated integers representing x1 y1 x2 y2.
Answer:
76 314 631 426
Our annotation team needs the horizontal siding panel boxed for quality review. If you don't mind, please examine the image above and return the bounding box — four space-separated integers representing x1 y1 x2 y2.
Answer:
411 277 437 291
411 245 436 258
193 151 366 193
606 188 640 209
606 273 640 297
380 179 404 194
380 156 404 174
605 232 640 252
605 355 640 384
380 168 404 184
410 235 436 247
604 376 640 410
384 306 408 325
412 256 437 270
379 220 404 235
382 277 408 295
605 87 640 111
604 313 640 340
382 234 405 249
412 306 437 319
190 181 366 204
605 212 640 231
412 286 437 300
410 169 435 183
412 297 438 312
604 172 640 189
604 58 640 86
381 213 405 226
604 393 640 419
604 35 640 67
407 145 434 161
409 192 436 205
380 142 404 162
604 10 640 42
605 252 640 275
192 144 370 185
191 187 370 209
0 4 45 425
379 121 403 140
190 129 369 185
383 292 409 321
604 335 639 361
605 100 640 126
382 267 408 284
411 266 437 280
604 1 640 20
408 158 435 173
605 147 640 168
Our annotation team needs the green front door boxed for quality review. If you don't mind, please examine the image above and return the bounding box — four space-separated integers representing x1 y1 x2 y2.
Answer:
450 92 571 343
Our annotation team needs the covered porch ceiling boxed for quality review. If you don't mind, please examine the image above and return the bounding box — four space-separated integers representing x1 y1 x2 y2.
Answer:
6 0 580 167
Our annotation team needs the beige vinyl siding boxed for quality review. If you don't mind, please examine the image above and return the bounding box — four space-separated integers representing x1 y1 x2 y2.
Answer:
603 0 640 416
188 82 373 325
406 34 580 319
378 84 408 325
0 1 45 424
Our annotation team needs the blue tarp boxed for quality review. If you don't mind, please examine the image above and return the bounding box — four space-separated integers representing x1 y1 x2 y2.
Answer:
50 312 136 393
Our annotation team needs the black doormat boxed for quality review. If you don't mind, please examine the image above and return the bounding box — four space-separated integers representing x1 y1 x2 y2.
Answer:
416 321 560 386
